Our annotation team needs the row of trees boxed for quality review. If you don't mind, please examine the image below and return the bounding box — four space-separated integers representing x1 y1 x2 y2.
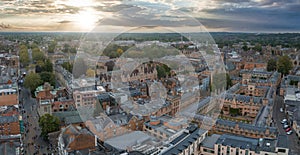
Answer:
267 55 293 75
23 45 56 93
19 44 30 66
102 44 130 58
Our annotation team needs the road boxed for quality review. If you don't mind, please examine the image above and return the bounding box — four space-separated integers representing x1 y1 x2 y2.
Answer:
20 88 56 155
273 95 300 155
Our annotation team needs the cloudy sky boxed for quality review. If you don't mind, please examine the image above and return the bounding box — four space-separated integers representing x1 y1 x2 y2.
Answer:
0 0 299 32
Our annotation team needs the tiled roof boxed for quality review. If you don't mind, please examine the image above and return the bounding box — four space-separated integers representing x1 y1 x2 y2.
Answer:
163 126 206 155
216 134 258 151
0 116 18 124
224 94 262 104
216 119 277 134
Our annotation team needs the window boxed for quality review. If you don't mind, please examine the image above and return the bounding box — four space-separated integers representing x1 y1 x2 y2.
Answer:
226 147 230 155
278 149 286 153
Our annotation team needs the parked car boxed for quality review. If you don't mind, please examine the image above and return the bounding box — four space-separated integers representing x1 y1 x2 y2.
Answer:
285 128 291 132
280 108 283 112
281 119 287 124
283 124 289 129
287 130 293 135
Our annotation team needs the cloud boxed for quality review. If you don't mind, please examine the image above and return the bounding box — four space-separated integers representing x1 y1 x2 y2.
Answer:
58 20 73 24
0 0 299 32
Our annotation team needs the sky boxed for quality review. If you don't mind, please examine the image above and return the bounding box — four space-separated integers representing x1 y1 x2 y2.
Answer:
0 0 300 32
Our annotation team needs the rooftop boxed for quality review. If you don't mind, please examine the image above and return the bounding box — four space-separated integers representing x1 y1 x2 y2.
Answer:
201 134 221 149
162 126 207 155
104 131 154 151
216 134 258 151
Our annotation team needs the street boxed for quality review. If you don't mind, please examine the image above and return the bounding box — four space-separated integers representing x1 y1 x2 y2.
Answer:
19 88 56 155
273 95 300 155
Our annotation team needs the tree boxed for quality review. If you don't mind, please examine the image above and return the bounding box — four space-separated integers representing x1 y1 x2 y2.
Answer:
61 62 73 73
38 114 60 140
24 72 43 92
267 59 277 71
156 64 171 79
40 72 56 87
105 61 115 72
253 44 262 51
41 59 53 72
277 55 293 75
226 73 233 90
48 41 57 53
117 48 123 55
32 47 45 62
19 45 30 66
242 45 249 51
242 42 249 51
86 68 95 77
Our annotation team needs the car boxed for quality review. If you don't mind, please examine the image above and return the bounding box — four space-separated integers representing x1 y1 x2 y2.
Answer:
283 124 289 129
287 130 293 135
285 128 291 132
280 108 283 112
281 119 287 124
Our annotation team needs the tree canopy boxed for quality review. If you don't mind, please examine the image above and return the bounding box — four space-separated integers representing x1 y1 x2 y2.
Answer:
32 47 45 62
86 68 95 77
226 73 233 90
61 61 73 73
267 59 277 71
40 72 56 87
38 114 60 140
19 44 30 66
277 55 293 76
156 64 171 79
24 72 43 92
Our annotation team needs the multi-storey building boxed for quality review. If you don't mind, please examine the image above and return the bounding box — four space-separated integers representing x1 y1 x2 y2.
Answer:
73 89 105 109
0 116 20 135
200 134 288 155
211 119 277 139
58 124 97 155
0 88 18 106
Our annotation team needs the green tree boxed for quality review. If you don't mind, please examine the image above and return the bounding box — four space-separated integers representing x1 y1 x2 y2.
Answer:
277 55 293 75
48 41 57 53
242 45 249 51
40 72 56 87
19 45 30 66
156 64 171 79
253 44 262 51
61 62 73 73
267 59 277 71
38 114 60 140
41 59 53 72
24 72 43 92
86 68 95 77
63 43 70 53
32 47 45 62
226 73 232 90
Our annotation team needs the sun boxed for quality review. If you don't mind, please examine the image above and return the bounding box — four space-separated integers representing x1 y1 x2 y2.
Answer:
75 10 98 30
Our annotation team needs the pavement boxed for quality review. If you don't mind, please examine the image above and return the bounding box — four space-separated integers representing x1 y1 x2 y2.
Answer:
20 87 57 155
273 95 300 155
